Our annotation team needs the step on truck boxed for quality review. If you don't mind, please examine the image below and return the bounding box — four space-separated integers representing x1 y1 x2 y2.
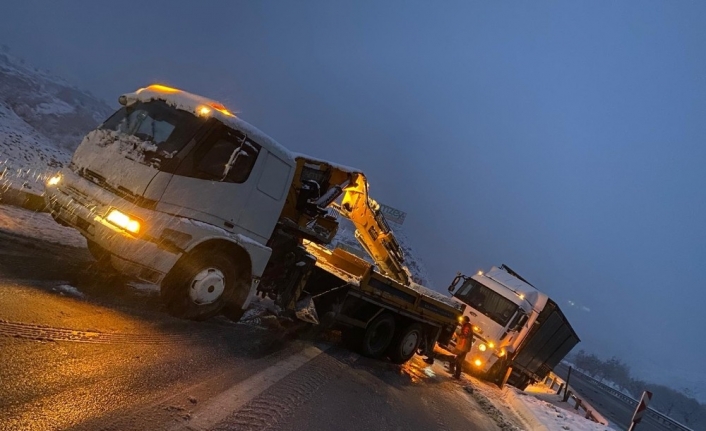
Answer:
445 265 580 389
45 84 464 363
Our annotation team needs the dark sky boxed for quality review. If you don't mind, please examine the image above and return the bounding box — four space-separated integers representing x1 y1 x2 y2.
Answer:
2 1 705 392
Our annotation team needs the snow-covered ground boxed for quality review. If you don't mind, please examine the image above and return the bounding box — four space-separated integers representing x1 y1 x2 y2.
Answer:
0 49 112 195
0 204 86 248
520 384 614 431
423 355 616 431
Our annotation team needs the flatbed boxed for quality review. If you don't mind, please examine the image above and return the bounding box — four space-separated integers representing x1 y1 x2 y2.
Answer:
304 242 463 361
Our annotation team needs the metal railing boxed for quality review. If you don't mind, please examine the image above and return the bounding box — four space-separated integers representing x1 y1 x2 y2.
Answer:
570 368 693 431
541 372 606 425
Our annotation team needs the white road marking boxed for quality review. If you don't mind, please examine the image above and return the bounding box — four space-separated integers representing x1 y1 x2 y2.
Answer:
171 344 329 431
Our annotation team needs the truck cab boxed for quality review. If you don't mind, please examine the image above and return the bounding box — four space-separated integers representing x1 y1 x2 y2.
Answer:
448 265 547 378
45 85 297 320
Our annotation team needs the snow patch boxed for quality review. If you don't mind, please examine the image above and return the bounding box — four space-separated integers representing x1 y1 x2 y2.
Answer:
54 284 84 298
0 204 87 248
34 100 76 115
513 392 616 431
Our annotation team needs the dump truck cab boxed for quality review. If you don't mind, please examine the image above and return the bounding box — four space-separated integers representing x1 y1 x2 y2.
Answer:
448 265 579 389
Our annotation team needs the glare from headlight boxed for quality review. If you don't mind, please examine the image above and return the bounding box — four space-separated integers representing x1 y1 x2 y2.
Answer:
106 209 141 234
478 343 487 352
474 359 482 367
488 341 495 349
47 174 62 186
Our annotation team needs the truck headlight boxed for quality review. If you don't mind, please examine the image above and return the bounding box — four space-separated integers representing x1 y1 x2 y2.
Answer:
488 341 495 349
478 343 487 352
473 359 483 367
47 174 62 186
106 209 142 234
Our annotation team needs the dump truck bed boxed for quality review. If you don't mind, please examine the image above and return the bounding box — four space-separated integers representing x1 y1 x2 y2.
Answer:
511 299 580 381
304 242 463 327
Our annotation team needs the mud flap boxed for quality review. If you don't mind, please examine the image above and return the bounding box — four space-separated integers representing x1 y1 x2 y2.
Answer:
294 296 320 324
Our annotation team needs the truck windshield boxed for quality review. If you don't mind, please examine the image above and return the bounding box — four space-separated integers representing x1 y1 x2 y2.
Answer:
100 100 203 171
454 279 518 327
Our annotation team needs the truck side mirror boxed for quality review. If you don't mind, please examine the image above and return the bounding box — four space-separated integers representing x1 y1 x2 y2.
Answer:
448 273 462 293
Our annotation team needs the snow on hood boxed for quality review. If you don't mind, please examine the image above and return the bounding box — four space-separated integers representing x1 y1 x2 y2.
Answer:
120 85 295 165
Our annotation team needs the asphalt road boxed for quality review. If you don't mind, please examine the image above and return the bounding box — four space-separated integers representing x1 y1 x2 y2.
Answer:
554 363 670 431
0 210 507 431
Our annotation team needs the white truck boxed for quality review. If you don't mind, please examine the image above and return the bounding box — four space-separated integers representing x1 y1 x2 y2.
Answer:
446 264 579 389
45 84 463 363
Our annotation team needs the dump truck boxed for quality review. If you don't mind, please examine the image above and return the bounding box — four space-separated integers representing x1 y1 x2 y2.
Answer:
446 265 579 389
45 84 464 363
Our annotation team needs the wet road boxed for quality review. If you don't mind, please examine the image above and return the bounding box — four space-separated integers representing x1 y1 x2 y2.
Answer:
0 208 506 431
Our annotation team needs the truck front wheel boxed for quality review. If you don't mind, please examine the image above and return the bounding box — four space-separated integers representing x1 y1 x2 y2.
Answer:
161 250 237 321
361 313 396 358
388 323 423 364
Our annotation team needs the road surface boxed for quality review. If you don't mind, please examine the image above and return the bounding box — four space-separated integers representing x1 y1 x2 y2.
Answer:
0 207 509 431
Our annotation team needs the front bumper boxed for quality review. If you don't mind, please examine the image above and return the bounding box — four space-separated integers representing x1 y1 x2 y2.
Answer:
45 171 179 284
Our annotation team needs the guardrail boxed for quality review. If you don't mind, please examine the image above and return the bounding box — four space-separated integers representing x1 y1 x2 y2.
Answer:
569 368 693 431
541 373 607 425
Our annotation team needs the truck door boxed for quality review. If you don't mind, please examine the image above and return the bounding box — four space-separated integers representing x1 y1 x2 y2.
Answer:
236 150 292 239
159 124 264 237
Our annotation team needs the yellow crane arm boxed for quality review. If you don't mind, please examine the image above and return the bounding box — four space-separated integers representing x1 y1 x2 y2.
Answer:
338 175 410 286
282 155 410 286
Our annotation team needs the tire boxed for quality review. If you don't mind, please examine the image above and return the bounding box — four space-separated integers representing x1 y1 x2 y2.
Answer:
161 250 238 321
388 323 423 364
361 313 396 358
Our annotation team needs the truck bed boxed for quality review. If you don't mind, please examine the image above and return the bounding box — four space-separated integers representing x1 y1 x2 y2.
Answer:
304 242 463 327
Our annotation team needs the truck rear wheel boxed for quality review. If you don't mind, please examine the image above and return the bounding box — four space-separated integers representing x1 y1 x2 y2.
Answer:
161 250 238 321
388 322 423 364
361 313 396 358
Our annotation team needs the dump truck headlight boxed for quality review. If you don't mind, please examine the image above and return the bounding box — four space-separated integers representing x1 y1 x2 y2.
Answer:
47 174 62 186
478 343 487 352
473 359 483 367
106 209 142 234
488 341 495 349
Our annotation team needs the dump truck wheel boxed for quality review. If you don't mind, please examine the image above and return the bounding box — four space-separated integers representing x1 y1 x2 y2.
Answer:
162 250 237 321
361 313 396 358
388 323 423 364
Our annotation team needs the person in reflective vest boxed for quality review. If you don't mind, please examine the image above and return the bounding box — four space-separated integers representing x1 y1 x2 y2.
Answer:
448 316 474 379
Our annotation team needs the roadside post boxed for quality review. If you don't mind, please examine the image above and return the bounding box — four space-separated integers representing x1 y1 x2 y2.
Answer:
627 390 653 431
562 366 572 402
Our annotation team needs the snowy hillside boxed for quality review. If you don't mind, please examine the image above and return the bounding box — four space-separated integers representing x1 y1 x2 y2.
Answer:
0 47 113 193
329 216 436 289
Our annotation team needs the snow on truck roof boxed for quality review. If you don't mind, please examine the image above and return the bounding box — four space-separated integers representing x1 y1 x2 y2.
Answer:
484 266 548 312
292 153 363 176
120 84 296 164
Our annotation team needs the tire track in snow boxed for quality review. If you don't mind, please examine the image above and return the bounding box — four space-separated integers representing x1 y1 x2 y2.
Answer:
0 319 194 345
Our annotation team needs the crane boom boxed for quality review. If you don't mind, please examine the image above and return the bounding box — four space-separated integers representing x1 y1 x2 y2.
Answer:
283 155 410 286
337 177 410 285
